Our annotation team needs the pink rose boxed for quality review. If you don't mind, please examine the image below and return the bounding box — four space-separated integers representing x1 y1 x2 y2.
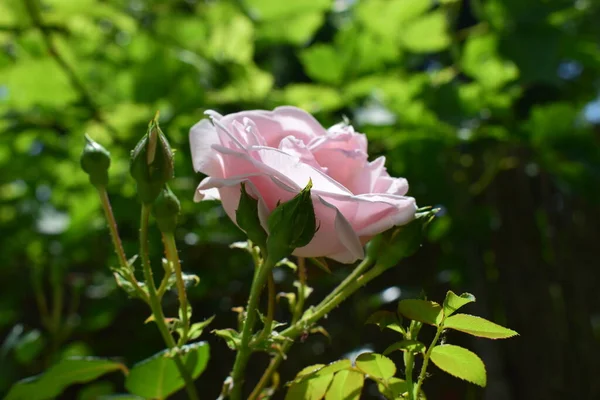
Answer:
189 106 416 263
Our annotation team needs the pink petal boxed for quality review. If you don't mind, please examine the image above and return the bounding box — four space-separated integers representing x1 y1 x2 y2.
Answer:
189 119 223 176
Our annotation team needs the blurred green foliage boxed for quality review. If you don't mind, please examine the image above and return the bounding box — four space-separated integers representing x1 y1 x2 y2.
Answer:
1 0 600 399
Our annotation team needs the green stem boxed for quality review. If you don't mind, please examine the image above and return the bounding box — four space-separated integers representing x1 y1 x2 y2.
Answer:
320 256 373 306
253 273 275 346
280 261 384 339
248 257 307 400
98 187 148 303
229 253 275 400
404 351 415 400
413 326 443 399
140 205 199 400
163 233 191 345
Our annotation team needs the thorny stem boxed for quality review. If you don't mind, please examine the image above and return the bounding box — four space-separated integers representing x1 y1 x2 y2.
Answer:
413 326 444 399
97 187 148 303
319 256 373 306
279 257 380 339
163 233 191 345
248 257 307 400
253 273 276 346
229 251 275 400
140 205 199 400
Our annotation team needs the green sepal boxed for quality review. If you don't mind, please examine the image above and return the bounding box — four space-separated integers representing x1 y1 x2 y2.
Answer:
130 112 174 203
80 134 111 187
152 185 180 233
236 183 268 250
266 180 317 263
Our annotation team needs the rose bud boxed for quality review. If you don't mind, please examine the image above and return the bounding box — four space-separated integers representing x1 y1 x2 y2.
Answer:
81 134 111 187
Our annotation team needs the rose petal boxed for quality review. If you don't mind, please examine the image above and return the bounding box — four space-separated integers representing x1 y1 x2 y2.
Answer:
189 119 223 176
318 196 364 260
220 107 327 147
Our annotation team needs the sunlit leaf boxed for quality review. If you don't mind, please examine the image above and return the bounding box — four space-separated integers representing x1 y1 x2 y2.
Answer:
430 345 487 387
324 370 364 400
444 314 518 339
442 291 475 317
355 353 396 380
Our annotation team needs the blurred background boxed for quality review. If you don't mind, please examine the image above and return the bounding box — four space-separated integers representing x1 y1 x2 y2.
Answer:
1 0 600 399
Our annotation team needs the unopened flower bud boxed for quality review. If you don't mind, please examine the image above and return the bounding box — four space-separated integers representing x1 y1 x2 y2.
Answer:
80 134 111 187
130 112 175 203
152 185 180 233
266 180 317 263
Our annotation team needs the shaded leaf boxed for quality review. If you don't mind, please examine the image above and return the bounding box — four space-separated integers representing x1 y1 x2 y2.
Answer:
397 299 443 326
383 340 426 356
365 310 405 334
6 358 127 400
125 342 210 399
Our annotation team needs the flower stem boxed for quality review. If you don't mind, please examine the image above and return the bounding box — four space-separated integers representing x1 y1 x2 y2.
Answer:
97 187 148 303
229 253 275 400
413 326 443 399
404 351 415 400
319 257 373 306
140 205 199 400
248 257 307 400
253 273 275 346
163 232 191 345
280 259 381 339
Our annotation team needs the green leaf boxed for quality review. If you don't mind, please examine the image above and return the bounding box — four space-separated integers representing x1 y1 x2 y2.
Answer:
377 377 409 399
242 0 332 21
365 310 405 334
355 353 396 380
383 340 426 356
295 364 326 379
187 316 215 341
5 358 127 400
14 329 46 365
357 0 431 38
442 291 475 318
461 34 519 89
212 329 242 350
278 84 344 113
430 345 486 387
300 44 346 85
324 370 364 400
286 368 334 400
397 299 443 326
125 342 210 399
400 11 451 53
315 359 351 377
257 12 325 45
443 314 518 339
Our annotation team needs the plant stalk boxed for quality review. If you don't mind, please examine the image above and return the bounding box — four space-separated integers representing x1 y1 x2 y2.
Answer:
163 232 191 345
98 187 148 303
140 205 199 400
413 326 443 399
228 253 275 400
